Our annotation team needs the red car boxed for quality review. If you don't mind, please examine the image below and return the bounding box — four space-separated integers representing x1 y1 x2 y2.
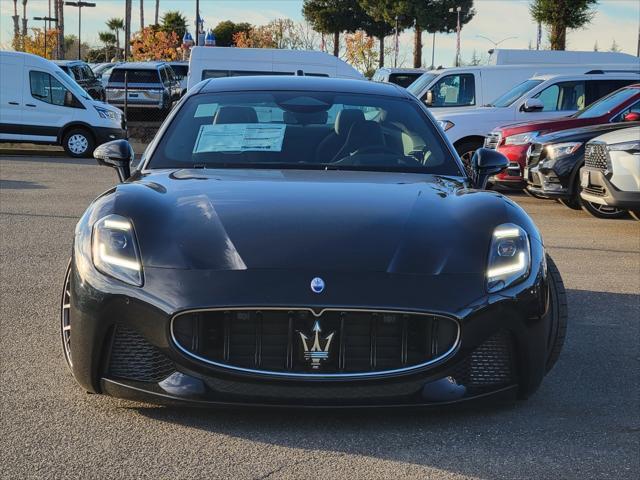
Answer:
485 84 640 189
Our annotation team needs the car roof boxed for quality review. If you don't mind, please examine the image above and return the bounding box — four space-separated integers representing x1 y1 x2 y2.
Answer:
54 60 85 66
377 67 427 74
198 76 409 97
113 62 168 70
530 71 640 81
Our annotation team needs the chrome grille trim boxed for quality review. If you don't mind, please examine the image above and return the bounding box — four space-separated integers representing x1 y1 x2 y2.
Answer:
170 307 461 379
584 142 609 171
484 132 502 150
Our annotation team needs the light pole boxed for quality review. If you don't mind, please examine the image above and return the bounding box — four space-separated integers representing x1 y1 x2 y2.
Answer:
448 6 462 67
430 32 436 69
64 1 96 60
195 0 200 46
33 16 58 58
394 15 399 68
476 35 518 49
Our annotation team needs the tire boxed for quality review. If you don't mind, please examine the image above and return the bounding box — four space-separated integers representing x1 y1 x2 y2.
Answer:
581 200 628 219
455 139 484 175
62 128 95 158
629 210 640 221
557 196 582 210
60 261 73 371
545 255 568 373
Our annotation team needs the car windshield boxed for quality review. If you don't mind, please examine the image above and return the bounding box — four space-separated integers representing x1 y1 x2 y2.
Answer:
406 73 438 96
148 90 461 175
574 88 638 119
53 71 90 100
489 79 544 107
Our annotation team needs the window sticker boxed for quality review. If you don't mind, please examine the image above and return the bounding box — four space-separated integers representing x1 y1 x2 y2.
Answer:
193 123 286 153
194 103 219 118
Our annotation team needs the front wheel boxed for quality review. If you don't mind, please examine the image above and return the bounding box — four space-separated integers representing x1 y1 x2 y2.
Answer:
61 262 73 370
581 200 628 219
545 255 568 373
455 139 484 175
628 210 640 221
62 128 95 158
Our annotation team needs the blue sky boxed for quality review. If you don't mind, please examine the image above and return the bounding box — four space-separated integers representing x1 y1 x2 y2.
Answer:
1 0 639 67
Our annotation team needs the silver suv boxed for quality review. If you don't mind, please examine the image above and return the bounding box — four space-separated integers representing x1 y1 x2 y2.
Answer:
106 62 181 113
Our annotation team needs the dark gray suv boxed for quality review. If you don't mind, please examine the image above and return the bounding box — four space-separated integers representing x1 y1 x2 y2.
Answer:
105 62 181 114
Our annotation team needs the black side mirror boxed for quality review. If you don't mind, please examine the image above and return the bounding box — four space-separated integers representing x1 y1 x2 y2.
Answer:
471 148 508 189
94 139 134 182
521 98 544 113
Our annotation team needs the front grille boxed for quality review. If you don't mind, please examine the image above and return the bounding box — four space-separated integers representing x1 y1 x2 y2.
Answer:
584 142 609 171
109 325 175 382
451 330 515 389
172 309 459 376
484 132 501 150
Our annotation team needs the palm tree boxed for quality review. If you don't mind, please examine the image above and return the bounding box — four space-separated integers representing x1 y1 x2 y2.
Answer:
160 10 188 40
154 0 160 25
98 31 116 61
124 0 132 60
12 0 20 50
107 17 124 60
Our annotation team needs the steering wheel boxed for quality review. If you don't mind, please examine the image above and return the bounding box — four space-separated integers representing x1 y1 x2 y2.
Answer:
351 145 399 156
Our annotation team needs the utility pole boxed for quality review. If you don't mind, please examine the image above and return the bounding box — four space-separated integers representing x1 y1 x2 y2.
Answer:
33 16 58 58
430 32 435 69
448 6 462 67
195 0 200 46
394 15 399 68
64 2 95 60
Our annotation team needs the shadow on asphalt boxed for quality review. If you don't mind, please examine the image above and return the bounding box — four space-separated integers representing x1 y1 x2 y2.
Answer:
0 155 95 166
0 179 47 189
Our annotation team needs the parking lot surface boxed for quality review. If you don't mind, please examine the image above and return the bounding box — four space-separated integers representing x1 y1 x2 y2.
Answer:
1 155 638 479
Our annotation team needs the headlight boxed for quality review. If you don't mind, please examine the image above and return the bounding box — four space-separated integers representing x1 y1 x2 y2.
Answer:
608 140 640 153
504 131 539 146
545 142 582 161
486 224 531 293
437 120 455 131
92 215 143 286
94 105 119 121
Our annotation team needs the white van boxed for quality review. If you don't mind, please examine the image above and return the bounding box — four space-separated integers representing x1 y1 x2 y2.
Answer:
487 48 640 66
0 51 125 157
431 71 640 160
407 62 640 115
187 46 363 90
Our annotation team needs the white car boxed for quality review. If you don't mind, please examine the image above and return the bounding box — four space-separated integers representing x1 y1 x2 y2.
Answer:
187 46 363 91
0 51 125 157
371 67 428 88
431 71 640 162
580 126 640 220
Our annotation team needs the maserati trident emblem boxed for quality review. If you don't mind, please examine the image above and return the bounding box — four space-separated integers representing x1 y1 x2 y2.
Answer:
298 320 335 369
310 277 325 294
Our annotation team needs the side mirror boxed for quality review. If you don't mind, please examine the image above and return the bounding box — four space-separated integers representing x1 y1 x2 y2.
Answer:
622 111 640 122
471 148 509 189
94 139 134 182
425 90 434 106
522 98 544 113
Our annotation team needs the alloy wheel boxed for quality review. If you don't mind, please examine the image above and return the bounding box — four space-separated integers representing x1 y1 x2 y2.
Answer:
61 265 73 368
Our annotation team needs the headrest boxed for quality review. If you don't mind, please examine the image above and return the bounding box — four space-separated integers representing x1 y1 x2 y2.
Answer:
335 109 365 136
283 110 328 125
346 120 384 150
213 106 258 124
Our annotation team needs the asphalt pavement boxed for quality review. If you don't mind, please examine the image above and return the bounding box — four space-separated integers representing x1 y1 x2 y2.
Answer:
1 155 638 479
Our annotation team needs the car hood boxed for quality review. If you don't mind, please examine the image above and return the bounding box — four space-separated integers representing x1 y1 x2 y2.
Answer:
536 121 640 144
101 169 522 275
497 115 583 136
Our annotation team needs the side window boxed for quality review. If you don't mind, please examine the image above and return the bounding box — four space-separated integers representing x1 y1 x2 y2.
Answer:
71 65 84 81
29 70 79 107
159 67 169 84
426 74 475 107
202 70 230 80
82 65 95 80
535 81 585 111
611 99 640 122
586 79 635 105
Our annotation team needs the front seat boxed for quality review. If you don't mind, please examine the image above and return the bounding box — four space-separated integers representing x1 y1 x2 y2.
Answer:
315 109 365 162
213 106 258 124
332 120 386 162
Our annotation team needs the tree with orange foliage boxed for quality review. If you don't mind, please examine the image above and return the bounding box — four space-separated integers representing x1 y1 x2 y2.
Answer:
130 26 181 61
344 31 378 77
22 28 59 59
233 26 277 49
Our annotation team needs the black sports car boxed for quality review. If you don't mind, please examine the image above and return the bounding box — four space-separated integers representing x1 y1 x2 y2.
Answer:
61 76 567 407
525 121 640 219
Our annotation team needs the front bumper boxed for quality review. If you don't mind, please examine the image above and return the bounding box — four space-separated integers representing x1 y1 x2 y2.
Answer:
525 164 570 199
93 126 127 146
68 253 551 407
579 167 640 209
492 144 529 188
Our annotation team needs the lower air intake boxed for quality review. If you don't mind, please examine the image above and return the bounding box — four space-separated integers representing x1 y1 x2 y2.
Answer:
109 325 175 382
452 330 515 389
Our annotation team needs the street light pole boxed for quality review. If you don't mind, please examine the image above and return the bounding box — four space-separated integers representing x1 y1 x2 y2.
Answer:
64 1 96 60
33 16 58 58
449 6 462 67
430 31 435 69
195 0 200 47
476 35 518 49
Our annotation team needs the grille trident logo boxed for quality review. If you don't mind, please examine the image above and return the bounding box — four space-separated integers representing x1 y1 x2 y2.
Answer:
298 320 335 369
